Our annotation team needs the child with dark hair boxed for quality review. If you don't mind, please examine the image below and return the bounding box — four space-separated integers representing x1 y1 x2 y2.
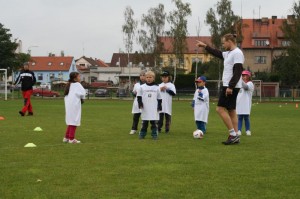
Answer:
192 76 209 135
158 71 176 133
63 72 86 144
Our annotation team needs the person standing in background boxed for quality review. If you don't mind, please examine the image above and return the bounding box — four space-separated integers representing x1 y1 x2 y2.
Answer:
14 62 36 116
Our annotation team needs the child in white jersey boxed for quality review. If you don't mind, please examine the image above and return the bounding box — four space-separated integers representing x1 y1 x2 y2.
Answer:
158 71 176 133
236 70 254 136
129 70 146 135
137 71 162 140
191 76 209 136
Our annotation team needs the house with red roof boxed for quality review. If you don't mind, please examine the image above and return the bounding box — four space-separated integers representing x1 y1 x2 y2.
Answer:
24 56 76 83
240 15 291 72
75 56 109 83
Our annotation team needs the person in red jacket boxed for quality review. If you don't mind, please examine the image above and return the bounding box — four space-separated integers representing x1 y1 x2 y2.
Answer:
14 62 36 116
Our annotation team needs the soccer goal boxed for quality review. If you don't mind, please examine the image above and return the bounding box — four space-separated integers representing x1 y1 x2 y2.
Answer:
0 69 8 100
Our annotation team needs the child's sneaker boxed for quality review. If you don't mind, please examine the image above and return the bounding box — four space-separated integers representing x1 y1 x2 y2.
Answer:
129 130 136 135
68 139 81 144
246 130 251 136
62 138 69 143
237 130 242 136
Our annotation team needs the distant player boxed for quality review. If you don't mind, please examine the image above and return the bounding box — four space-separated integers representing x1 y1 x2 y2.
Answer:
14 62 36 116
236 70 254 136
129 70 146 135
137 71 162 140
158 71 176 133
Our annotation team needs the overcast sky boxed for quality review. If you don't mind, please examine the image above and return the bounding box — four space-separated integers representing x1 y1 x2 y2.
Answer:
0 0 295 62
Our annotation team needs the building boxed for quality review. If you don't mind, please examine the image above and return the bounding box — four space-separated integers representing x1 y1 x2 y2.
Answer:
76 56 109 83
240 16 291 72
22 56 76 83
158 36 212 73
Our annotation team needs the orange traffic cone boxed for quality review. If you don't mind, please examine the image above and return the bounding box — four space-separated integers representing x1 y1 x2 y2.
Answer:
296 103 298 108
0 116 5 120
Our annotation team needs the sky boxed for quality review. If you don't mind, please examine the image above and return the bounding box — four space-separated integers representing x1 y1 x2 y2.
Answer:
0 0 296 63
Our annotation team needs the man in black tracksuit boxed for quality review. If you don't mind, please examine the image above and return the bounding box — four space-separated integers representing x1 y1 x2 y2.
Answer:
14 63 36 116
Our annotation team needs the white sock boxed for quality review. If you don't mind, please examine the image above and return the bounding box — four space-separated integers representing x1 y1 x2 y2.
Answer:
229 129 236 136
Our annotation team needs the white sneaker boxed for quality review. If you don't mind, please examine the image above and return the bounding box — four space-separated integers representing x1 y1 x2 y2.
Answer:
246 130 251 136
63 138 69 143
129 130 136 135
237 130 242 136
68 139 81 144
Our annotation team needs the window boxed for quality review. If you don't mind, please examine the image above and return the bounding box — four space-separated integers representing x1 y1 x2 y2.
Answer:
49 73 55 79
48 62 52 66
32 62 36 66
38 74 43 81
255 56 267 64
60 62 64 66
254 40 268 47
281 40 291 47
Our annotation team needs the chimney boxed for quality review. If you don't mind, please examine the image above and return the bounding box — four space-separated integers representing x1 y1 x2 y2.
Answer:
272 16 277 24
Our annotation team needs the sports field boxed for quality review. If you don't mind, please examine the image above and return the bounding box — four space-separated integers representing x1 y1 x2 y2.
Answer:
0 99 299 198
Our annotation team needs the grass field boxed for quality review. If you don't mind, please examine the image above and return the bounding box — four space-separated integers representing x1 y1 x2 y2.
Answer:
0 99 299 199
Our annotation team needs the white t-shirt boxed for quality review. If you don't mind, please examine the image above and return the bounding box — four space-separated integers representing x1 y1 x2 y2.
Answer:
137 83 161 120
159 82 176 115
131 82 143 114
236 81 254 115
64 82 86 126
222 47 244 88
193 87 209 123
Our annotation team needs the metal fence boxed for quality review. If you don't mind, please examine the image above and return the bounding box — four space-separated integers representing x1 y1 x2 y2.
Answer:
1 87 300 102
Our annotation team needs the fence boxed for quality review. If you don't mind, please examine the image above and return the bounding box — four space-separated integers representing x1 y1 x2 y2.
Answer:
1 86 300 102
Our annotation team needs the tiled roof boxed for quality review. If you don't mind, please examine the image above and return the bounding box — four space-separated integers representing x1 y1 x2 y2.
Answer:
28 56 74 71
158 36 212 54
110 53 155 67
241 17 285 49
76 56 109 67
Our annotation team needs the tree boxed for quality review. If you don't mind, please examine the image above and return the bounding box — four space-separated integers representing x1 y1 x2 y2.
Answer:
122 6 138 89
273 1 300 87
122 6 138 62
0 23 18 70
167 0 192 83
205 0 241 48
137 4 166 68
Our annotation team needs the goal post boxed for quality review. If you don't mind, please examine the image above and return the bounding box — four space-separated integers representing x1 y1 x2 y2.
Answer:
0 69 8 100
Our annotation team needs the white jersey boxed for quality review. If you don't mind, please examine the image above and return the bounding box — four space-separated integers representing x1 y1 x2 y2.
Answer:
64 82 86 126
193 87 209 123
131 82 143 113
236 81 254 115
137 83 161 120
222 47 244 88
159 82 176 115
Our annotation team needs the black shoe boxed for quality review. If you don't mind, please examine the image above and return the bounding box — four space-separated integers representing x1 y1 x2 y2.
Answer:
165 129 169 134
28 112 33 116
139 136 145 140
222 135 240 145
19 111 25 116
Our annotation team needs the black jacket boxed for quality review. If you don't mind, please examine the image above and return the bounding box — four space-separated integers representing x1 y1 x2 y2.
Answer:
15 70 36 91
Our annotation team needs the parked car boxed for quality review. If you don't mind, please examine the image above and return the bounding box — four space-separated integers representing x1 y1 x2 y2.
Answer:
33 88 60 97
116 88 129 97
94 89 110 97
40 82 51 90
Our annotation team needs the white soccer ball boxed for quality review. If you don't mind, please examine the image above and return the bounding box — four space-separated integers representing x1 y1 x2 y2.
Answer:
193 129 203 139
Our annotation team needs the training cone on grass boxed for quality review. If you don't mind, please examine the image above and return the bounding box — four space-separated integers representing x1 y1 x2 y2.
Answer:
24 143 37 147
34 127 43 131
0 116 5 120
296 103 298 109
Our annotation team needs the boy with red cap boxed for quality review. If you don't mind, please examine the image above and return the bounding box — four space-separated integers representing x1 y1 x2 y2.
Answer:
191 76 209 136
236 70 254 136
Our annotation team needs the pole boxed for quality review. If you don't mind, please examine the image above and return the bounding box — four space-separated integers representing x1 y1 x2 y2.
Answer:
0 69 7 100
128 52 131 90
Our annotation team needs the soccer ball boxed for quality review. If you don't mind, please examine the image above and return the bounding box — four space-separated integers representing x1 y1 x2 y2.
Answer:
193 130 203 139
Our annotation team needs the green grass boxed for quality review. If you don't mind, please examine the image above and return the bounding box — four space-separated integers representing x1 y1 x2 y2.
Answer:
0 99 299 199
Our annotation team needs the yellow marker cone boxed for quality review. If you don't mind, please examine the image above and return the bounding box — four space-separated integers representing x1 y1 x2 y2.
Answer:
34 127 43 131
24 143 37 147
